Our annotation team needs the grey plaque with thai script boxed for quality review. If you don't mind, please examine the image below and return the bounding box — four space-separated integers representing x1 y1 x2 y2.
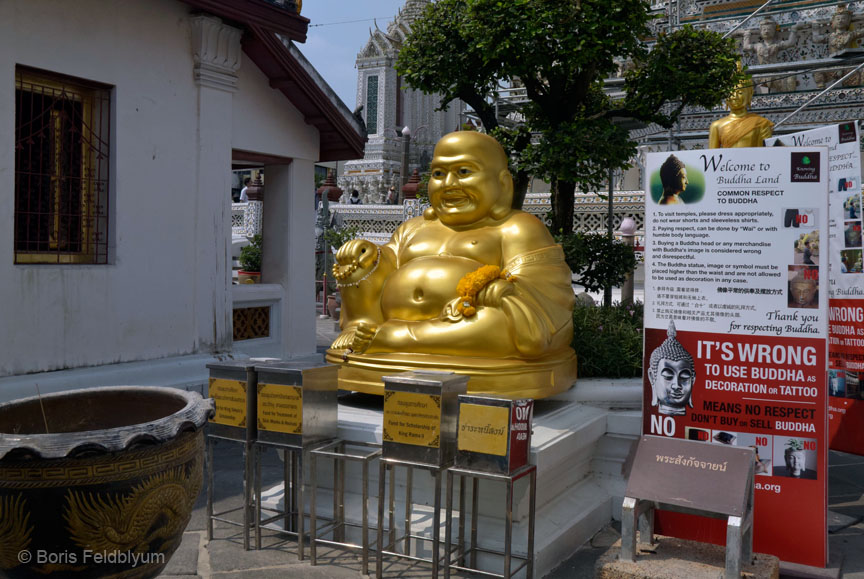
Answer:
626 435 755 517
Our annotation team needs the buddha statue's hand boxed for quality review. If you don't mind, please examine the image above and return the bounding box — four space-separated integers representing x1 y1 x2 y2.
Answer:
441 298 465 322
476 278 515 308
333 239 380 285
331 328 356 350
351 321 378 353
440 279 514 322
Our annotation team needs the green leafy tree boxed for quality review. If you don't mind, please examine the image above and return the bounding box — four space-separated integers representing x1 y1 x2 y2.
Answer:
560 232 637 294
397 0 742 232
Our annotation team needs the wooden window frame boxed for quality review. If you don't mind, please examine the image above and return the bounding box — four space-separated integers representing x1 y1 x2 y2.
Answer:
14 66 111 264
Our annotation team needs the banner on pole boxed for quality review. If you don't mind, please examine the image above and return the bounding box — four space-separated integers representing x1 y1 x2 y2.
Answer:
767 123 864 456
643 147 829 567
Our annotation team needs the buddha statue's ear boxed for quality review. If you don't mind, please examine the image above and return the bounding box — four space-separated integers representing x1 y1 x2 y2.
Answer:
491 169 514 220
423 206 438 220
648 368 659 406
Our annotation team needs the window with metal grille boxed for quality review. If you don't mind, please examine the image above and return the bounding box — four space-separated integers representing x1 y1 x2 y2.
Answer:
366 75 378 135
14 66 111 264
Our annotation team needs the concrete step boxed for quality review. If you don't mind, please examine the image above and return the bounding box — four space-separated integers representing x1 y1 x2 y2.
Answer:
606 409 642 437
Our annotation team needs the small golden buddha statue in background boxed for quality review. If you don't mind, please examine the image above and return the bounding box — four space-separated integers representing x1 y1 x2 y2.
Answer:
326 131 576 398
708 74 773 148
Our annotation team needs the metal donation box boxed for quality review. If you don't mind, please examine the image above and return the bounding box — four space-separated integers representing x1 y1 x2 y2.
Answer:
207 360 259 441
455 396 533 474
254 363 339 447
381 371 467 466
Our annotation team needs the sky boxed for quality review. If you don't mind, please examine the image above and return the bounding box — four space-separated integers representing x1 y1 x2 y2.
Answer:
298 0 408 110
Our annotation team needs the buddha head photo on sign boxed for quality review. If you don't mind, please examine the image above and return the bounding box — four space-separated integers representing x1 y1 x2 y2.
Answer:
787 266 819 309
648 321 695 416
773 436 817 479
650 155 705 206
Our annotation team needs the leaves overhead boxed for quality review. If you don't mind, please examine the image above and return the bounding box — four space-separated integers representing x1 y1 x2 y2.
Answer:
397 0 743 232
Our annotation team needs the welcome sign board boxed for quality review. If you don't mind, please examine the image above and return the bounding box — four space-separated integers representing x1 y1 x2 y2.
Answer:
643 147 829 567
767 123 864 457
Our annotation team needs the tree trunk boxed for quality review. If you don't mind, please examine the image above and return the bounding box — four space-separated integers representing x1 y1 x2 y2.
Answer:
511 170 530 210
552 180 576 235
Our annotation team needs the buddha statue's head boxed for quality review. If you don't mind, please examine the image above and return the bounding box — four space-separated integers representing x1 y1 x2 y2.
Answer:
726 74 754 113
648 321 695 415
789 271 818 307
427 131 513 227
659 154 688 196
759 17 779 41
832 4 852 31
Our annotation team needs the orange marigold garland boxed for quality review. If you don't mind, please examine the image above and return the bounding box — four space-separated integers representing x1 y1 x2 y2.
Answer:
455 265 516 317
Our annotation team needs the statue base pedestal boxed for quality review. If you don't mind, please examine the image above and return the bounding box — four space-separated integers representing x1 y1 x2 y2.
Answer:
324 349 578 400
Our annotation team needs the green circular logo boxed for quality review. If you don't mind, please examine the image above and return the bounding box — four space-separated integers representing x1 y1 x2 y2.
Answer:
802 156 811 165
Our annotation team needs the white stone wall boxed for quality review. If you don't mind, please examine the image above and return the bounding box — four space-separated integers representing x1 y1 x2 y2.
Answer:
0 0 201 377
0 0 321 382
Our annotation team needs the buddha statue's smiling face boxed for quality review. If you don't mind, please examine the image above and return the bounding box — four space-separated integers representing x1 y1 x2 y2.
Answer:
428 132 513 227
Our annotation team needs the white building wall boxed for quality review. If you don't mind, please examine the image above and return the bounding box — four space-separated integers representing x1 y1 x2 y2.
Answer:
0 0 323 385
232 55 319 161
0 0 202 377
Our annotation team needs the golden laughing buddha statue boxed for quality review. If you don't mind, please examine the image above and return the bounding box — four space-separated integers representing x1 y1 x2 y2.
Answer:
326 131 577 398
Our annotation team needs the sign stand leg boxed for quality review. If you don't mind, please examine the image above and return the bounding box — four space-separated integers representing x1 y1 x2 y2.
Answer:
206 438 215 541
458 475 466 565
621 497 639 562
362 457 370 575
388 466 396 551
528 468 536 579
470 478 479 569
255 445 262 549
310 452 318 565
726 515 744 579
297 449 305 561
504 477 513 579
376 460 386 579
243 440 253 551
405 466 413 555
433 469 442 578
444 470 454 579
638 507 655 546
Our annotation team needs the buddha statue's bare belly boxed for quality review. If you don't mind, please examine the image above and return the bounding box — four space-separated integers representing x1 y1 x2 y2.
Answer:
380 255 482 321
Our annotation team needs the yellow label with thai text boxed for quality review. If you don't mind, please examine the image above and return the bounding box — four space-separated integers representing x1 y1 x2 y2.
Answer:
383 391 441 448
209 378 247 427
457 404 509 456
257 383 303 434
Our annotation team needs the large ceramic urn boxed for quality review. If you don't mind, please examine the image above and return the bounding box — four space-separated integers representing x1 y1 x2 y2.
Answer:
0 386 214 579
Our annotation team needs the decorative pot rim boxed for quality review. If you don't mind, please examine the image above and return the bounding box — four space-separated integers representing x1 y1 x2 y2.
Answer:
0 386 215 460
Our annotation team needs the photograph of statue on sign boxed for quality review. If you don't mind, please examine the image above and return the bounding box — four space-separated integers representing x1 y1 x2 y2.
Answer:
647 321 695 416
649 155 705 205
